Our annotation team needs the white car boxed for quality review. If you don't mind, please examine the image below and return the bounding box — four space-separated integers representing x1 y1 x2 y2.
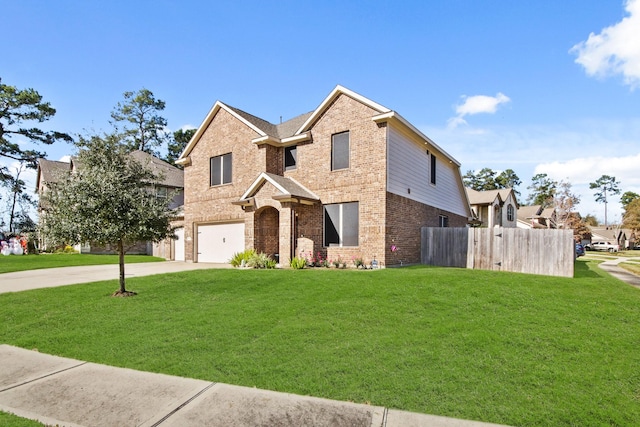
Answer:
585 241 619 253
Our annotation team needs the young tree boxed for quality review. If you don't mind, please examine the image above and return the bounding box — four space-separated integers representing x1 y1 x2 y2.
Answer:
526 173 557 207
550 180 580 230
110 88 168 156
589 175 621 229
0 78 73 179
165 128 196 167
41 132 177 296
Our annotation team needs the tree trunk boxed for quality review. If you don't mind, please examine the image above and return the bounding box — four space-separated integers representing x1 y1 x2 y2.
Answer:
118 239 126 293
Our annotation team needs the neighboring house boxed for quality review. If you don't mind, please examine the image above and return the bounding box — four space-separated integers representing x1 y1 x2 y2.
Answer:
590 227 635 249
517 205 555 229
36 150 184 258
466 188 518 228
177 85 472 266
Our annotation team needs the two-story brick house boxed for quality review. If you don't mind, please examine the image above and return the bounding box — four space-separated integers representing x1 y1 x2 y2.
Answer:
177 85 471 266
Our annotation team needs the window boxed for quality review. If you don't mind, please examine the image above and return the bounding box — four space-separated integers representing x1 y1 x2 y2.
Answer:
210 153 232 186
430 154 437 185
324 202 359 247
284 146 297 171
331 131 349 170
507 204 515 222
439 215 449 227
155 186 168 199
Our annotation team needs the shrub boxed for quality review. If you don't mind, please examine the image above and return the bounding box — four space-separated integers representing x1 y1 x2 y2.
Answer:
353 256 364 268
229 249 256 267
247 252 270 269
290 256 307 269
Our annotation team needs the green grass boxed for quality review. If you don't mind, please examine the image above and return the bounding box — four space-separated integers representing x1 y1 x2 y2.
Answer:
0 411 43 427
1 261 640 426
0 253 164 274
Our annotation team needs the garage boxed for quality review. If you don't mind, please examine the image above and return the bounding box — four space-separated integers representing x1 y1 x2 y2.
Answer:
197 222 245 263
173 227 185 261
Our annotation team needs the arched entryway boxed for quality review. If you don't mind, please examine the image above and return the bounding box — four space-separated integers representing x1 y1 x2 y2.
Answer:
254 206 279 258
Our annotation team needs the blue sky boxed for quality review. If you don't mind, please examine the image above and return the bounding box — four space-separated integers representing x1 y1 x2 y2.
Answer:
2 0 639 224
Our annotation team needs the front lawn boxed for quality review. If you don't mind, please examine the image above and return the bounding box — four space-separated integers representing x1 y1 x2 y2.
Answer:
0 253 164 274
1 261 639 426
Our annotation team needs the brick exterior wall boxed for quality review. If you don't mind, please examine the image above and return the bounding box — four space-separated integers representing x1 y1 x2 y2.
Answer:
283 95 388 266
182 107 267 262
385 192 468 265
181 91 469 267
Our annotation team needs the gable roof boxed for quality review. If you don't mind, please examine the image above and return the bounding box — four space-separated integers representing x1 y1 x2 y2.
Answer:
235 172 319 206
36 159 71 188
178 85 464 167
517 205 554 221
466 188 519 208
36 152 183 191
295 85 391 133
129 150 184 188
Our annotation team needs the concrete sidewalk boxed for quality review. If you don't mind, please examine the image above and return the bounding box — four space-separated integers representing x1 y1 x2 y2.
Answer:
0 345 509 427
595 257 640 289
0 261 229 294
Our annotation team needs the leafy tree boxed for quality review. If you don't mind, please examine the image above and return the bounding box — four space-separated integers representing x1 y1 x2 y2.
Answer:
0 78 72 179
110 88 167 156
526 173 557 207
495 169 521 198
623 198 640 232
41 132 176 295
621 191 639 210
589 175 621 229
165 128 196 166
571 214 592 241
464 167 522 201
583 214 599 227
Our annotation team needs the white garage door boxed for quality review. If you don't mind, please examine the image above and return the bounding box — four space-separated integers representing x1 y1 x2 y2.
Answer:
197 223 245 263
174 227 185 261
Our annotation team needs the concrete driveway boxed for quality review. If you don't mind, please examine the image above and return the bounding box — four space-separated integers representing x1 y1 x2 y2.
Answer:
0 261 229 294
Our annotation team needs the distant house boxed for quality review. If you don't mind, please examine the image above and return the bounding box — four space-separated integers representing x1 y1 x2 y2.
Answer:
176 85 472 266
517 205 555 229
36 150 184 258
465 188 518 228
590 227 635 249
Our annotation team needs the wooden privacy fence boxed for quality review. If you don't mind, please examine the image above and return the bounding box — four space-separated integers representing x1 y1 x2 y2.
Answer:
421 227 574 278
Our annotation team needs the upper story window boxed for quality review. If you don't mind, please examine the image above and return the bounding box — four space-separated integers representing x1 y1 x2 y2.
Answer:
210 153 232 186
430 153 437 185
324 202 359 247
331 131 350 171
284 146 297 171
507 204 515 222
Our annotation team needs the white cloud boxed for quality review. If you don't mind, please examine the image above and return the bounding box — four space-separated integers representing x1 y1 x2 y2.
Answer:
571 0 640 89
448 93 510 129
455 93 511 116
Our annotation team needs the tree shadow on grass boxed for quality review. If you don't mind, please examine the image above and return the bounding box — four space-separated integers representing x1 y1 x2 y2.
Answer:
574 259 602 279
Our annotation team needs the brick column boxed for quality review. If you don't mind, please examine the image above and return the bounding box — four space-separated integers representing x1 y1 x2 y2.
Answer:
279 204 292 266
